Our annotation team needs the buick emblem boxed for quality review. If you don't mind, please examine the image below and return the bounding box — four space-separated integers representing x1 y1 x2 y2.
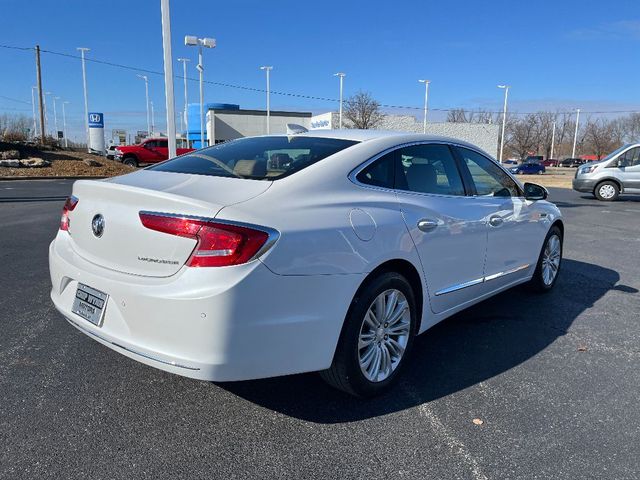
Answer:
91 214 105 238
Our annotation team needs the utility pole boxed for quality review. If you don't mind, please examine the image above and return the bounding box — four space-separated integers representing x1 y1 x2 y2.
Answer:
150 101 155 135
177 58 190 148
35 45 45 144
260 66 273 134
31 86 38 139
62 101 70 148
77 47 91 152
550 121 556 162
334 73 346 129
571 109 581 159
497 85 510 163
418 79 430 134
160 0 177 157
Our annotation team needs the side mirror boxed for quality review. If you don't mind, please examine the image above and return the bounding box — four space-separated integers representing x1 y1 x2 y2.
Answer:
523 182 548 201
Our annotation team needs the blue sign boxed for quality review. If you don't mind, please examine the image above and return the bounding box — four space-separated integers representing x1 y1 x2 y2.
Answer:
88 112 104 128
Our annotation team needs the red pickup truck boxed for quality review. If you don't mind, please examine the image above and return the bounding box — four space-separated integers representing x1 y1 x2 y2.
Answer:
114 138 194 167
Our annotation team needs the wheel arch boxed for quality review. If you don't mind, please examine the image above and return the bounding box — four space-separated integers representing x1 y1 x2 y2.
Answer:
358 258 425 333
594 177 623 193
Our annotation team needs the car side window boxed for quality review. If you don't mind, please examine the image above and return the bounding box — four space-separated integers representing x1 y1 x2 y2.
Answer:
619 147 640 167
145 140 158 148
158 141 169 149
456 147 521 197
395 144 465 196
356 151 395 189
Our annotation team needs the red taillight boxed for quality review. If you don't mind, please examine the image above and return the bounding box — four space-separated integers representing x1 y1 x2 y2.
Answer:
139 213 270 267
60 196 79 231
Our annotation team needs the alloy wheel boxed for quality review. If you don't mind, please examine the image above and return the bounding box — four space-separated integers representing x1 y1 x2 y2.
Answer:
541 234 561 286
358 289 411 382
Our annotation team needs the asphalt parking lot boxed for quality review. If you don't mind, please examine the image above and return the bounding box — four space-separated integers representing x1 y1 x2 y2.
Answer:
1 179 639 480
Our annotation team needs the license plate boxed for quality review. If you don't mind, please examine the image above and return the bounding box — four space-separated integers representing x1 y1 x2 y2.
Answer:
71 283 108 326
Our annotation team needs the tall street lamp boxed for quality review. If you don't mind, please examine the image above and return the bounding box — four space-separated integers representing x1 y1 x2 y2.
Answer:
572 108 581 159
53 96 60 140
137 74 151 137
497 84 510 163
177 57 190 147
160 0 177 158
44 91 53 136
185 35 216 148
550 121 556 161
260 66 273 134
334 72 345 129
62 101 70 148
150 101 155 135
31 86 38 139
418 79 430 134
77 47 90 152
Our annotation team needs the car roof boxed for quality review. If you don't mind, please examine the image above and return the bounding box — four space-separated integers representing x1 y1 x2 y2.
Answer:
295 129 486 152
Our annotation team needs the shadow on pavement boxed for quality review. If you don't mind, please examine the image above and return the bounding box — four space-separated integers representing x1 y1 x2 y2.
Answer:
220 259 636 423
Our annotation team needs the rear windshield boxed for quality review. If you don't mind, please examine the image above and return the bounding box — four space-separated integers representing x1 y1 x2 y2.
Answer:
149 136 359 180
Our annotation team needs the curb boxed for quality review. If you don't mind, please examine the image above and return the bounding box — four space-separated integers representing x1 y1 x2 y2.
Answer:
0 176 108 181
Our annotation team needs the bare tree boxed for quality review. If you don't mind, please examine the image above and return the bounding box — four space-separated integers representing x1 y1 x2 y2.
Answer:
344 91 385 129
446 108 468 123
507 114 539 160
583 117 623 159
0 113 31 142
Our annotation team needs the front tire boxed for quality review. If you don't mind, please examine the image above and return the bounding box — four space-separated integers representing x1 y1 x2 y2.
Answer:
529 225 563 292
320 272 417 397
594 181 619 201
122 157 138 167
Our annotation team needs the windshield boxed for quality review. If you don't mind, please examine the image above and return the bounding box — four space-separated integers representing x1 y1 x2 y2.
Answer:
148 136 359 180
601 144 632 163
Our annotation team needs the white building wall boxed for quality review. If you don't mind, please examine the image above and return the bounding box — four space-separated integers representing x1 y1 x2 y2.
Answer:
207 110 311 143
310 112 500 158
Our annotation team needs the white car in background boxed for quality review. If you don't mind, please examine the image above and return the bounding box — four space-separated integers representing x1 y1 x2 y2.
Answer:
49 131 563 397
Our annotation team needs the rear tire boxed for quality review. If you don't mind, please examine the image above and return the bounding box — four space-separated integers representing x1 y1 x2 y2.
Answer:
320 272 417 397
123 157 138 167
529 225 563 293
594 181 619 201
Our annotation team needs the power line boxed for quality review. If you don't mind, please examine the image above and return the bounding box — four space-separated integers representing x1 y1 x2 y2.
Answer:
1 44 640 116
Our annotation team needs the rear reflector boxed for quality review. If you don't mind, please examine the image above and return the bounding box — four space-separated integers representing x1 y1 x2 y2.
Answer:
60 195 79 231
139 212 270 267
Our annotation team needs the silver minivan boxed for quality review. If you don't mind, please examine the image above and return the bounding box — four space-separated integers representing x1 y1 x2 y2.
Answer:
573 143 640 201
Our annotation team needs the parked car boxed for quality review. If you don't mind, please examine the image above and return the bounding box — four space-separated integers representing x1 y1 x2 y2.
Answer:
114 138 194 167
559 158 585 167
510 163 546 174
49 131 563 397
525 155 544 164
573 143 640 201
542 159 559 167
106 145 118 160
503 159 518 165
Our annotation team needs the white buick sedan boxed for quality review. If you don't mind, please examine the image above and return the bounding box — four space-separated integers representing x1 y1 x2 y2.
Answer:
49 130 563 397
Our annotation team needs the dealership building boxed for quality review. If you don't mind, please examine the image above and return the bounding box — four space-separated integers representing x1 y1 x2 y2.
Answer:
185 103 499 157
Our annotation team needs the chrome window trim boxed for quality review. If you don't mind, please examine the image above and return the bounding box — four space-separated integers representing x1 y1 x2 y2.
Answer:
138 210 280 262
434 263 530 296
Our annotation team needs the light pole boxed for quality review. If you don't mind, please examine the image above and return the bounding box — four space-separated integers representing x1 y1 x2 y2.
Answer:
77 47 90 152
177 57 190 147
260 66 273 134
137 74 151 137
62 101 70 148
497 85 510 163
572 108 581 159
53 96 60 140
44 91 53 136
418 79 430 134
185 35 216 148
160 0 177 157
150 101 155 135
334 72 345 129
31 86 37 139
550 121 556 162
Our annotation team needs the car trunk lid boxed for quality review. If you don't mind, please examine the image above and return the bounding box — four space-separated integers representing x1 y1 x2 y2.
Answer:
66 171 271 277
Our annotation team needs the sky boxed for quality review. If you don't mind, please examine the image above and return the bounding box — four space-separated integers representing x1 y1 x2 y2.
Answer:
1 0 639 141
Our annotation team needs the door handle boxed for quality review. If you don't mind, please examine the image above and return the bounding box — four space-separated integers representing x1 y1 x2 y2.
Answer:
489 215 504 227
417 219 438 232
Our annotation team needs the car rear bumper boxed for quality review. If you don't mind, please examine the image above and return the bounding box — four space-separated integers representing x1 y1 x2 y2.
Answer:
572 178 597 193
49 232 362 381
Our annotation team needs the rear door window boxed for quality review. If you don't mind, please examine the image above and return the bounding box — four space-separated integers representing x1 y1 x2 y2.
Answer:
395 144 465 196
